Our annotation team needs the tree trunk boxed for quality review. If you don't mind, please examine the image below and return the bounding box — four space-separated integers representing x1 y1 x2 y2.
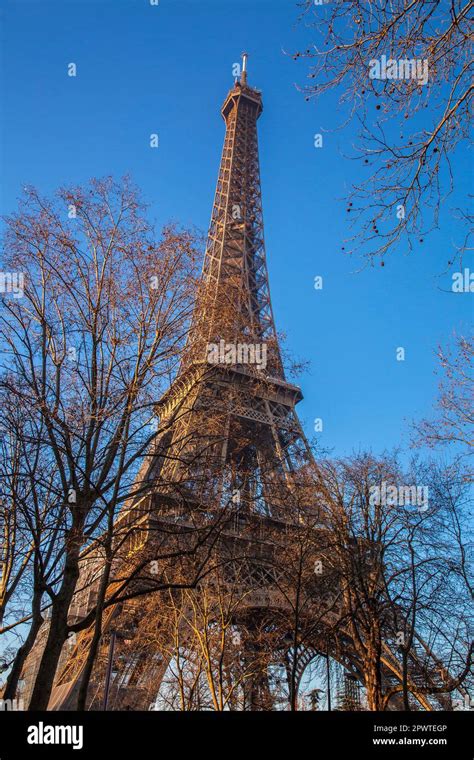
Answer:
28 523 83 710
402 649 411 710
365 656 383 710
364 635 383 711
3 600 44 701
76 559 112 710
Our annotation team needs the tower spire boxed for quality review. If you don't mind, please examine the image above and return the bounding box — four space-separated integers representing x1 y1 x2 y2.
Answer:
241 51 248 85
183 55 284 377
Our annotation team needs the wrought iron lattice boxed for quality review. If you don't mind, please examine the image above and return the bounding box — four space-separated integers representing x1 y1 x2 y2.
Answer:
20 56 464 714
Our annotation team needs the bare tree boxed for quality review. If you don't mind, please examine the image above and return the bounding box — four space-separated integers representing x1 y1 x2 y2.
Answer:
382 457 473 710
262 479 340 711
295 1 472 264
0 401 66 700
313 452 472 711
141 572 264 711
412 334 473 468
0 422 35 629
0 177 200 709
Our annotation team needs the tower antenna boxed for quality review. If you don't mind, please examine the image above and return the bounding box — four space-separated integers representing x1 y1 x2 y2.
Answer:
241 51 248 85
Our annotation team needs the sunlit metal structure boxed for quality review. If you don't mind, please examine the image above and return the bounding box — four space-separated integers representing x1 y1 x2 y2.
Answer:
21 57 463 712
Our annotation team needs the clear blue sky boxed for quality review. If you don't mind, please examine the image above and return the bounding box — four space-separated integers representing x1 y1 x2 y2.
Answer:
1 0 471 458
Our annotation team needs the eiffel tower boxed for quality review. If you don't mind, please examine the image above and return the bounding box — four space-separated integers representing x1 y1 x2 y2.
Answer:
20 55 461 712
